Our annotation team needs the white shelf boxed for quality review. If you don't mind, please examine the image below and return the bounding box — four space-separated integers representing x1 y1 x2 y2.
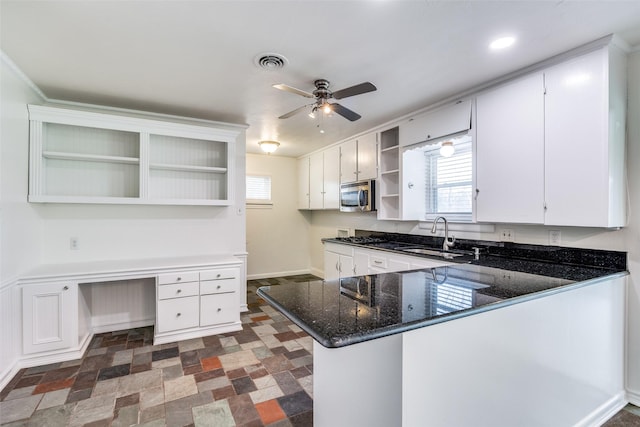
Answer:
381 145 399 153
43 151 140 165
29 105 242 206
381 169 399 175
150 163 227 174
381 194 400 198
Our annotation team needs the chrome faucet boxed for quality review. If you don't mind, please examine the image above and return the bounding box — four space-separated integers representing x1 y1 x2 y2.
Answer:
431 216 456 251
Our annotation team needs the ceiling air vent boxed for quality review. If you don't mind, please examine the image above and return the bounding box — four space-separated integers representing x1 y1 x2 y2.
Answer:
254 53 288 71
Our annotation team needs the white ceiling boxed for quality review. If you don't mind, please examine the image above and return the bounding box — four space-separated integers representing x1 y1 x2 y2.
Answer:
2 1 640 157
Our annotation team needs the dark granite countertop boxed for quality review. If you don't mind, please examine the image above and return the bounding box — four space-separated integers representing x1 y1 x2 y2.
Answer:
258 231 628 348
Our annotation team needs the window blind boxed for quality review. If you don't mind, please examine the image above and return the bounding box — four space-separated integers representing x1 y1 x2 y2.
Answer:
246 175 272 204
424 141 472 220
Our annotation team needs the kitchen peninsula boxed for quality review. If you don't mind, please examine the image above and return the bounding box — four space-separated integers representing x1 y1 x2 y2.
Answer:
257 237 628 427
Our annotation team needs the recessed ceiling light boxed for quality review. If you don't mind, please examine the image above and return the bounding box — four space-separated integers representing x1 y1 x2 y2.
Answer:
489 36 516 51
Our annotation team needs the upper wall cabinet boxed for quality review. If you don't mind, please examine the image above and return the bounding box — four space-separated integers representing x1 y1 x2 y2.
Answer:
399 100 472 147
543 44 627 227
340 132 378 183
475 41 627 227
476 45 626 227
297 156 311 209
28 105 244 206
476 73 545 224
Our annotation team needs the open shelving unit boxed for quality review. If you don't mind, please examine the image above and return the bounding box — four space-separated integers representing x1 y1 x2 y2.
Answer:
378 126 400 219
28 105 242 206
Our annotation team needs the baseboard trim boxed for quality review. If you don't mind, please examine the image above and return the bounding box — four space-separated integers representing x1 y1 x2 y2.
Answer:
627 388 640 407
247 269 311 281
91 318 154 334
153 321 242 345
0 362 22 392
575 391 628 427
310 267 324 279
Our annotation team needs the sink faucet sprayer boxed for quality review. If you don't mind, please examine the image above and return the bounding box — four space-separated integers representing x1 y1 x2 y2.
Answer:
431 216 455 251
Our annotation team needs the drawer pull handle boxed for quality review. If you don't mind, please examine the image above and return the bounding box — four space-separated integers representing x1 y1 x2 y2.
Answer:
177 277 182 281
177 289 182 293
217 285 221 289
216 274 221 278
374 260 382 265
63 285 69 291
176 312 181 317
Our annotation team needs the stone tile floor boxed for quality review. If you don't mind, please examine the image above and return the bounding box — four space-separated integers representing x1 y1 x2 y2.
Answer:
0 274 319 426
1 273 639 426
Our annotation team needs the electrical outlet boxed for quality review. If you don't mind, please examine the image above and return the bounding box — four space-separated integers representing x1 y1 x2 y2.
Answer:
549 230 561 245
499 229 515 242
70 237 79 250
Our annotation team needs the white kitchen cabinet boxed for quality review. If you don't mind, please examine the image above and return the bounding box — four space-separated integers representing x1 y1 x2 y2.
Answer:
325 243 452 279
155 264 241 343
28 105 243 206
340 132 378 183
378 127 401 220
22 282 78 354
297 156 310 209
309 146 340 210
474 41 626 228
399 100 472 147
324 243 355 280
544 44 627 227
475 73 545 224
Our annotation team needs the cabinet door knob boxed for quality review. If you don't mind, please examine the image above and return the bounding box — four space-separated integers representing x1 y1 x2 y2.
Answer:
177 277 182 281
63 285 69 291
177 289 182 293
176 312 181 317
217 285 221 289
217 308 222 312
216 274 221 278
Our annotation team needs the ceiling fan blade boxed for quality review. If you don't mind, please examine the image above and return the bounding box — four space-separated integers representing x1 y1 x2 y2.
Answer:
278 104 310 119
331 103 361 121
332 82 377 100
273 83 314 98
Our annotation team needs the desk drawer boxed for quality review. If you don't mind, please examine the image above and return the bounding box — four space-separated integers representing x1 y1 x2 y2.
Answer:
157 296 199 332
157 281 199 300
200 278 237 295
158 271 199 285
200 268 239 281
200 292 239 326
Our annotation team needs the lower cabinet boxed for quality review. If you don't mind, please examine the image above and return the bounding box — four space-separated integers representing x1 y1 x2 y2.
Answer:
155 265 241 342
157 296 199 333
22 281 77 354
324 243 453 279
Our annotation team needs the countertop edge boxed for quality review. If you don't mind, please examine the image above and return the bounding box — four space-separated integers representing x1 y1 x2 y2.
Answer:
258 270 629 349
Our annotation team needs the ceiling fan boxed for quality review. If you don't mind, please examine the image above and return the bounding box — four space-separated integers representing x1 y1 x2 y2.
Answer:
273 79 377 121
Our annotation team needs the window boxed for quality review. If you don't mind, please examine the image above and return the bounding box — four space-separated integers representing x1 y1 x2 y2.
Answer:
424 134 472 221
246 175 272 206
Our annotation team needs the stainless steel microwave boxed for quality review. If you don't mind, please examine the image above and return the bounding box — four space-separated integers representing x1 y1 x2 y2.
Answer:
340 180 376 212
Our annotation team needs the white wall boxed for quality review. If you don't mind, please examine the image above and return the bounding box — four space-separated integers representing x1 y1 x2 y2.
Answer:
0 54 45 387
308 50 640 401
246 153 311 279
625 50 640 403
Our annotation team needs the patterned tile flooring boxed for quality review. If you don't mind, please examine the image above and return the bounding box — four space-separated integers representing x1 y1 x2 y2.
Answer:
1 273 639 426
0 274 319 427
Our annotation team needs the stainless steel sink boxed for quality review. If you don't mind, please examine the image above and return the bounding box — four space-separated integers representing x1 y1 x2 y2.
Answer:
397 247 466 259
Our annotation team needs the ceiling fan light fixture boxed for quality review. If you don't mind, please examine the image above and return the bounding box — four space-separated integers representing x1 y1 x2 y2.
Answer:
440 141 455 157
322 104 332 114
259 140 280 154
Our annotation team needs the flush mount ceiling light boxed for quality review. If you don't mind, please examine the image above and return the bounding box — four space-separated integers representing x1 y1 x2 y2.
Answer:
440 141 455 157
259 140 280 154
489 36 516 51
253 52 288 71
